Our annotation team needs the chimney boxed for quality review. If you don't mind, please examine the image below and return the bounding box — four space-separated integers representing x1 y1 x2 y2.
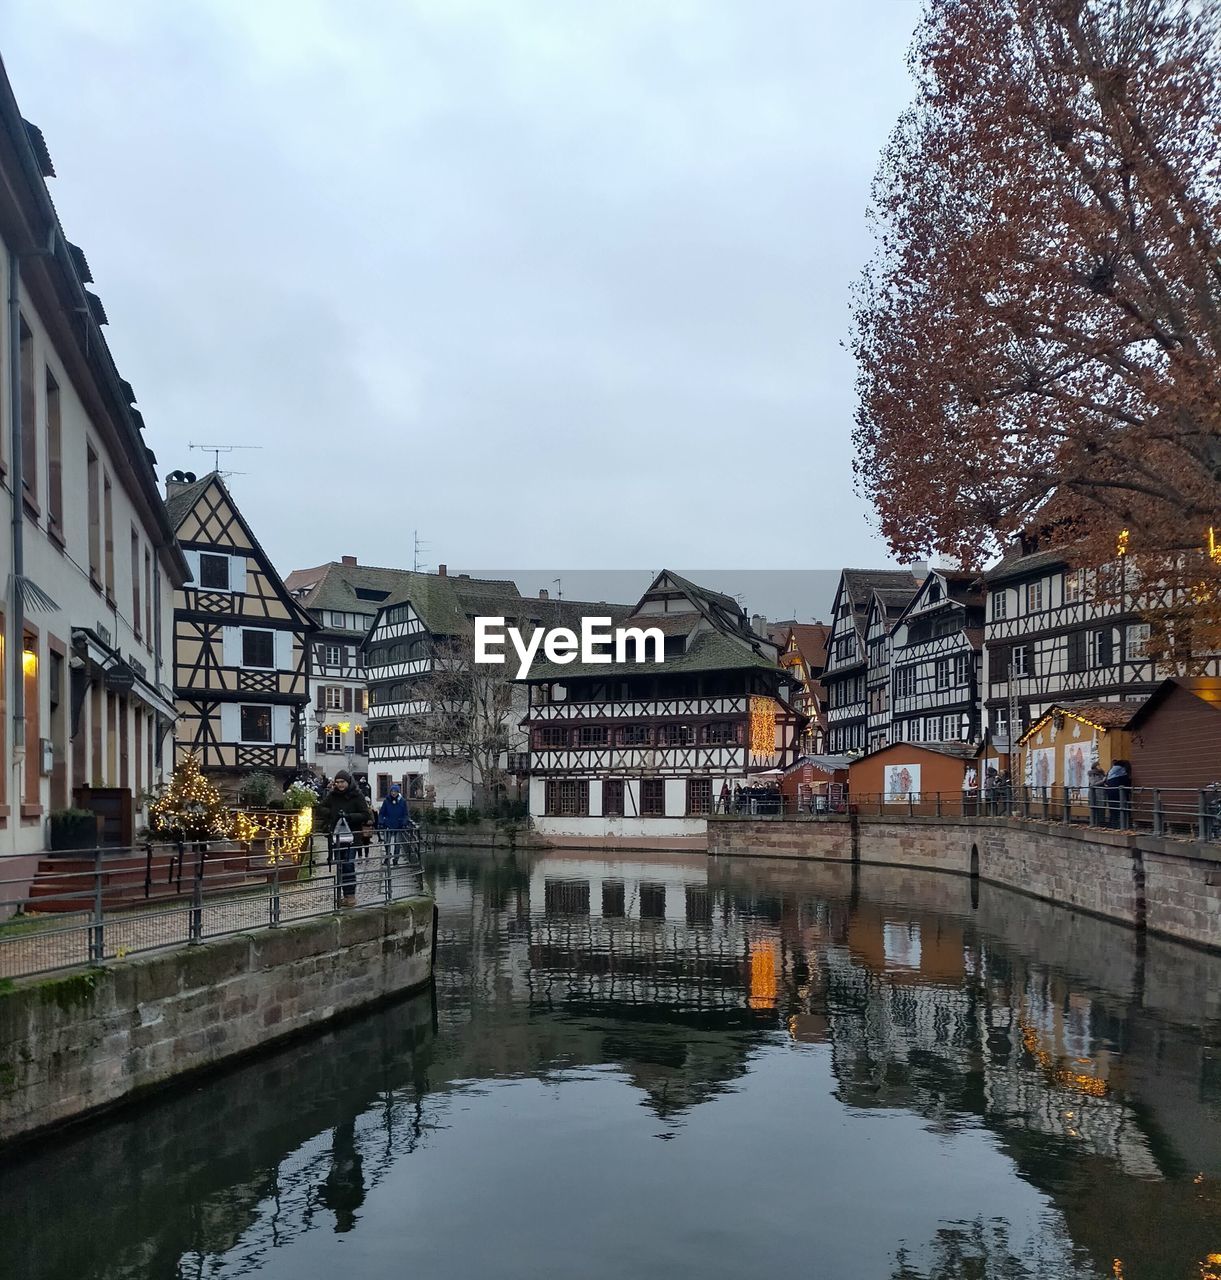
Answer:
751 613 767 635
538 588 549 600
437 564 447 577
341 555 357 566
164 469 198 498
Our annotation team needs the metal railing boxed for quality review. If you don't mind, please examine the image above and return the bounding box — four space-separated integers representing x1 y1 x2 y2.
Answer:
712 786 1221 842
0 828 431 982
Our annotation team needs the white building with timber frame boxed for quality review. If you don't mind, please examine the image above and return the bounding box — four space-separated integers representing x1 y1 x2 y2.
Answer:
521 571 804 848
889 570 985 747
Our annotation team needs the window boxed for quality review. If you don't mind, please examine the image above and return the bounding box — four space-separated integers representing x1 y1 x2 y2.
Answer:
1025 581 1043 613
954 653 970 686
321 644 342 666
577 725 609 747
894 666 915 698
198 553 230 590
993 707 1009 739
1126 623 1151 661
908 718 923 743
992 590 1007 620
323 725 343 752
935 658 952 690
544 779 589 816
324 685 344 710
704 722 739 745
535 724 569 749
359 689 369 713
924 715 941 740
45 369 62 529
658 724 694 747
1009 645 1030 677
686 778 712 815
87 445 100 582
377 773 392 799
130 528 142 636
603 779 625 817
1092 627 1115 668
240 706 272 742
19 317 35 502
242 629 275 668
641 778 666 816
144 549 153 644
1064 569 1084 604
618 724 651 746
103 474 115 598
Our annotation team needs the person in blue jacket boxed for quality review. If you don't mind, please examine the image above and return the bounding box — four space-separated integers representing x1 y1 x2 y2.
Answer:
378 783 414 863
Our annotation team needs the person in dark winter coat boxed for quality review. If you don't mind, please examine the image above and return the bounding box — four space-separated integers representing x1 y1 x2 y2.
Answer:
378 784 414 864
319 770 372 905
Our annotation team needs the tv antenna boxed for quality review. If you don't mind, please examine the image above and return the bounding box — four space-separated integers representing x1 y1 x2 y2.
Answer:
189 442 262 472
413 530 430 573
553 577 562 600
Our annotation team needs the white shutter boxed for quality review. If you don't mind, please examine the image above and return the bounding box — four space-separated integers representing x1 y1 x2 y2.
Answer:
220 703 239 742
229 555 247 595
275 631 293 670
183 549 200 585
345 646 356 667
222 626 241 668
272 705 292 743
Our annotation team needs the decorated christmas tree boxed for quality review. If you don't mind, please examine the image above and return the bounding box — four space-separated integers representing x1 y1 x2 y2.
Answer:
149 753 233 841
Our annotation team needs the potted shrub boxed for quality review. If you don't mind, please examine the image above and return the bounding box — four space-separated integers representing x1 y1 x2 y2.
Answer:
50 808 100 851
237 770 281 809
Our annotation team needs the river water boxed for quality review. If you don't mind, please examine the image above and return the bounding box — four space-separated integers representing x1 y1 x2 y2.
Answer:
4 846 1220 1280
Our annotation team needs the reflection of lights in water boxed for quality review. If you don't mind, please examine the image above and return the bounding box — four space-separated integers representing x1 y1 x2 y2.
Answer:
1019 1021 1109 1098
748 941 777 1009
1111 1261 1123 1279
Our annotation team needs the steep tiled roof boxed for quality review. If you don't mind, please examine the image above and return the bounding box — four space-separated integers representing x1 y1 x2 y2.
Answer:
984 546 1073 583
1021 699 1149 742
163 476 213 530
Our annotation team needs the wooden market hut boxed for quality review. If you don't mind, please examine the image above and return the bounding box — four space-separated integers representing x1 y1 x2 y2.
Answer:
780 755 850 813
848 741 984 815
1016 700 1146 800
1127 678 1221 793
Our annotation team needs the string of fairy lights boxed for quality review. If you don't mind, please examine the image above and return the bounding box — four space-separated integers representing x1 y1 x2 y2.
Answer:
149 753 313 863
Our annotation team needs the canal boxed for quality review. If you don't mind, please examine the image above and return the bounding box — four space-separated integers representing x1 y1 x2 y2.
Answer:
3 847 1219 1279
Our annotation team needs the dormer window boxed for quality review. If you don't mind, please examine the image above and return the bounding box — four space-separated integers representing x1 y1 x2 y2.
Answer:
927 581 941 602
664 634 686 659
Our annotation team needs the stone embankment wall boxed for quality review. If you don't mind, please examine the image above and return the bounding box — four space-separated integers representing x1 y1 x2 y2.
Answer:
709 815 1221 951
0 897 435 1146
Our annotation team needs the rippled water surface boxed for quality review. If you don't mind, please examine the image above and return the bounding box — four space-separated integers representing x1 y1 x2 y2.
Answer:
4 847 1220 1279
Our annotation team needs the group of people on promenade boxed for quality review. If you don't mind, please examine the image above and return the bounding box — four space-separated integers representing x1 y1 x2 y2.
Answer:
311 770 418 907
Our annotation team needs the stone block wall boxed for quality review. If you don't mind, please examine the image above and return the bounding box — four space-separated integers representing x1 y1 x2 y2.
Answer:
709 815 1221 951
0 897 435 1145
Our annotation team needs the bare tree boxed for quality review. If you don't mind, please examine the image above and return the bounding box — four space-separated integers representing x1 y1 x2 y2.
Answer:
396 626 525 809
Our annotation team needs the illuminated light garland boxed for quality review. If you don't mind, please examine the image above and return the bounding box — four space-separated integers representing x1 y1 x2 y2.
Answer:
749 696 777 758
149 753 232 841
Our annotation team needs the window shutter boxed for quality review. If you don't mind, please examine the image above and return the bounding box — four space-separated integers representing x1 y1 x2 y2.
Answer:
229 555 247 595
1096 628 1114 668
272 705 292 742
316 731 326 753
1067 631 1086 673
346 646 356 666
316 684 326 710
221 626 240 668
343 687 353 712
274 630 293 669
220 703 239 742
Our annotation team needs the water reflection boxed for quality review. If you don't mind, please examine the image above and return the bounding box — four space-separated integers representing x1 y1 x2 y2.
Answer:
2 848 1219 1280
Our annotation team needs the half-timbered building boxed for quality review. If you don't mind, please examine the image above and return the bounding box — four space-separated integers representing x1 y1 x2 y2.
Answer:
767 621 830 755
823 569 921 756
0 68 189 856
889 570 985 746
982 541 1180 753
363 568 624 808
521 571 804 847
165 472 316 793
285 556 410 779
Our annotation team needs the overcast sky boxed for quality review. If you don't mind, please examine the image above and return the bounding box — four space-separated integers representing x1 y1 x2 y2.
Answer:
6 1 921 592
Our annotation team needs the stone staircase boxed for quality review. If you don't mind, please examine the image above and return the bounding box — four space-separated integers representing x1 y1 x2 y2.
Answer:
26 845 281 913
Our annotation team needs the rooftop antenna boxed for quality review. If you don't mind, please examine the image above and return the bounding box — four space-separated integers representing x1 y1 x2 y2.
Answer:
413 530 431 573
553 577 562 600
189 442 262 473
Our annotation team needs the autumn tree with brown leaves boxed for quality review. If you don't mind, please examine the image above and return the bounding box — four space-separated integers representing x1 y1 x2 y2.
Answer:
853 0 1221 660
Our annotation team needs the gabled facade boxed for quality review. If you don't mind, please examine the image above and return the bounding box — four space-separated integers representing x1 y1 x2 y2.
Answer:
285 556 412 778
768 622 830 755
890 571 985 747
166 472 316 791
981 542 1193 751
522 571 803 847
0 63 189 855
823 570 921 756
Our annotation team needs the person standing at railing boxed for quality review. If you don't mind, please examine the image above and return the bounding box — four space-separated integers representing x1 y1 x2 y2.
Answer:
320 771 372 907
378 783 413 865
1087 763 1106 827
719 781 731 815
1104 759 1132 829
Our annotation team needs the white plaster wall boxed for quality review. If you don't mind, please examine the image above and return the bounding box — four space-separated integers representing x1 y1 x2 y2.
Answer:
531 814 706 843
664 778 687 818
